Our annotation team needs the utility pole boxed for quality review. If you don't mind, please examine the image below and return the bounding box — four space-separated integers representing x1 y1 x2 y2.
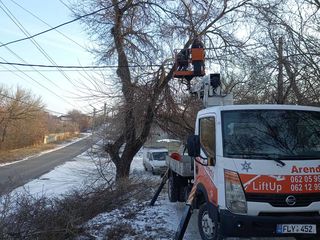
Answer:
277 37 284 104
92 107 96 134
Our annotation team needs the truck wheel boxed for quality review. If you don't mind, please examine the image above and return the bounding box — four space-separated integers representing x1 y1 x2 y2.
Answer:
178 185 190 202
198 203 219 240
178 186 186 202
168 171 179 202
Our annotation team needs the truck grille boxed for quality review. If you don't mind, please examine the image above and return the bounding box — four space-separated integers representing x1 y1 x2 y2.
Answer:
246 193 320 207
258 212 320 217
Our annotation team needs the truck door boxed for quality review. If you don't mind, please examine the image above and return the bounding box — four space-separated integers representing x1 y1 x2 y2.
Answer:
198 116 216 167
196 115 218 204
197 115 220 240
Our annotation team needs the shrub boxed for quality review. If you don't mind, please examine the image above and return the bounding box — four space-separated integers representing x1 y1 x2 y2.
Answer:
0 178 157 240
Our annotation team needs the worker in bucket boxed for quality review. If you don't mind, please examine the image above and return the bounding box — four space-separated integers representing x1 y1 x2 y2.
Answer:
177 48 189 71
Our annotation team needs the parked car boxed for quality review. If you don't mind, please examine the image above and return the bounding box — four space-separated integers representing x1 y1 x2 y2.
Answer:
143 147 168 175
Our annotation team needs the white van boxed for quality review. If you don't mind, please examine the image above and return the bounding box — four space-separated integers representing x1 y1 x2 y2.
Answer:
143 147 168 174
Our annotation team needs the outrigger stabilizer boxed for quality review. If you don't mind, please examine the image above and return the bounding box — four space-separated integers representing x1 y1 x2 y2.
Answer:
149 169 169 207
149 169 197 240
174 183 197 240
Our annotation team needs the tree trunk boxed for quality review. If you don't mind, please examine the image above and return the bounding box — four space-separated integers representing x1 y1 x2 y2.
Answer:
115 160 131 180
277 37 284 104
283 58 304 104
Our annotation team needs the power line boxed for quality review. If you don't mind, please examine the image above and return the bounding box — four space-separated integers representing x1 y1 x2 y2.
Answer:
0 60 100 116
0 0 82 96
0 69 113 72
58 0 75 14
9 0 87 51
0 2 72 92
0 54 78 109
0 61 171 68
0 2 119 48
4 0 115 100
1 55 121 117
0 4 80 109
0 62 41 89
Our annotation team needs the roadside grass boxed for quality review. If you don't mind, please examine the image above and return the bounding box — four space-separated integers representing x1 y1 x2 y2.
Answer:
0 133 82 165
0 144 57 164
0 177 159 240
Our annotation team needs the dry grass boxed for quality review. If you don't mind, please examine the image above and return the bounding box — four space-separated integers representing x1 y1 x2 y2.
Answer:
0 144 57 164
0 178 158 240
106 223 137 240
0 133 81 165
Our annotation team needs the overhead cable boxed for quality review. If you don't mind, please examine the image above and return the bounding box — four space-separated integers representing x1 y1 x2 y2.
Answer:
0 2 119 48
0 0 89 97
0 1 73 92
0 55 78 109
0 61 171 68
9 0 87 50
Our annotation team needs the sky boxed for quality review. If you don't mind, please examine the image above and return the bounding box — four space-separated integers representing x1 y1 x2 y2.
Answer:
0 0 108 115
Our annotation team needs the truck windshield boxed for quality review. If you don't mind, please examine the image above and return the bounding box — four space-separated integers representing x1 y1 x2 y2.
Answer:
152 152 167 161
222 110 320 160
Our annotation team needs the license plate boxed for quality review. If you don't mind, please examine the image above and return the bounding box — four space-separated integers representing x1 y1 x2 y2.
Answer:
276 224 316 234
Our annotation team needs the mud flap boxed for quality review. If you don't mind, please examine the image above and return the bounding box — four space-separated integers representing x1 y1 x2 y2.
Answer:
149 168 169 206
174 183 197 240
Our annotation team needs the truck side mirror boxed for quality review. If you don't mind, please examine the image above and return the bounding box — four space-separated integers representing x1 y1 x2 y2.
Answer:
187 135 200 157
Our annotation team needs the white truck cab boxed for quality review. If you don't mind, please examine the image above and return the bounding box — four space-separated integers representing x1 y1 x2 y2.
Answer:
143 147 168 175
187 104 320 239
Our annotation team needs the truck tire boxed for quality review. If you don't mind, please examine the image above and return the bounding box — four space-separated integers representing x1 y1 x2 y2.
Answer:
178 186 187 202
198 203 220 240
168 171 179 202
178 185 190 202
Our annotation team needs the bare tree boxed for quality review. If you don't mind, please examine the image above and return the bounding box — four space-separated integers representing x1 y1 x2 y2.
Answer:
67 109 91 132
229 0 320 105
0 86 45 150
74 0 250 179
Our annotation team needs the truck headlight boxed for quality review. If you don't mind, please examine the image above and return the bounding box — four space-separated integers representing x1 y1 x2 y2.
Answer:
224 169 247 214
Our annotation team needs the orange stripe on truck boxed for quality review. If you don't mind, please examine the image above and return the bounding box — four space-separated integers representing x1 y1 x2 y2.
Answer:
240 174 320 194
196 163 218 205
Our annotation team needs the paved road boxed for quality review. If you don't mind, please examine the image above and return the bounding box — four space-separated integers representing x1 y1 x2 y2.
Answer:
0 136 95 195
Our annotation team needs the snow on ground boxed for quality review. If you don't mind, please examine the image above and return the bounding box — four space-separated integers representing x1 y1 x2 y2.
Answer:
10 141 147 198
79 151 202 240
6 142 293 240
7 142 202 239
12 151 98 197
82 195 193 240
82 195 203 240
